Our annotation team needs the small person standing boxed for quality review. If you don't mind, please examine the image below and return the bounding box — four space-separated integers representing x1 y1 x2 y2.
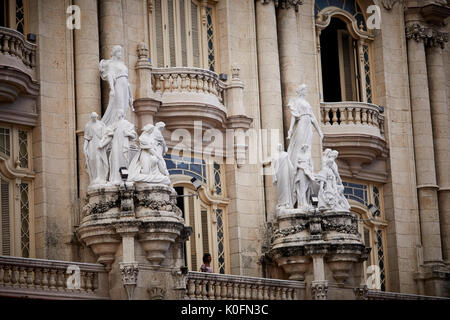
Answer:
200 253 213 273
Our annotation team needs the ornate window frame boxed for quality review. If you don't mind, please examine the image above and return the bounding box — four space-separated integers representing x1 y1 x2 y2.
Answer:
1 0 29 34
170 158 230 274
344 179 389 292
315 2 375 104
0 122 34 258
148 0 219 71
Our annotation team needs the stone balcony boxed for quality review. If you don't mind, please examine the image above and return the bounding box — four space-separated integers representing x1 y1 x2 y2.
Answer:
0 27 39 126
320 102 389 177
0 256 109 299
185 271 305 300
150 67 228 131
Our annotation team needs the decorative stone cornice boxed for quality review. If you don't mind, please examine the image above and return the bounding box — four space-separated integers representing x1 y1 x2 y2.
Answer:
259 0 303 11
406 23 449 48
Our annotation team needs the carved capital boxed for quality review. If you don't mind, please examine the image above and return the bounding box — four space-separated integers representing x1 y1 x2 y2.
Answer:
120 262 139 285
259 0 303 11
382 0 404 11
120 262 139 300
406 23 449 48
311 280 328 300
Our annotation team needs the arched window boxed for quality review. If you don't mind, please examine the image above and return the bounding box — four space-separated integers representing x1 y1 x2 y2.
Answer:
0 123 34 258
149 0 218 71
343 180 388 291
0 0 29 34
316 0 374 103
166 153 228 274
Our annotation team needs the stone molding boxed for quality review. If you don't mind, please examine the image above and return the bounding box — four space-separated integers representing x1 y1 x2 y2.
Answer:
406 23 449 48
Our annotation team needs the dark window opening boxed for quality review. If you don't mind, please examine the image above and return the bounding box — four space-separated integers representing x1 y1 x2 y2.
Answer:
320 17 361 102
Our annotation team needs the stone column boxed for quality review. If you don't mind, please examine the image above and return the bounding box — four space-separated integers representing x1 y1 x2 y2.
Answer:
73 0 101 205
425 31 450 264
256 0 284 219
99 0 125 112
405 22 443 265
276 1 301 144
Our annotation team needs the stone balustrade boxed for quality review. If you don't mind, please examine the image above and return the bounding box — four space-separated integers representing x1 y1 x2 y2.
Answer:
0 256 109 299
366 290 449 300
0 27 36 75
321 101 385 137
151 67 226 104
185 271 304 300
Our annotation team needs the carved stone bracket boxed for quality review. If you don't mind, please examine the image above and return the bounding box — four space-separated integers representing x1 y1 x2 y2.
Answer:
354 285 369 300
406 23 449 49
120 262 139 300
148 286 166 300
311 280 328 300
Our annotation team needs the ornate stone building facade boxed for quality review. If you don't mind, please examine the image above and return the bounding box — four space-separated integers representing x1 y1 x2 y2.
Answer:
0 0 449 299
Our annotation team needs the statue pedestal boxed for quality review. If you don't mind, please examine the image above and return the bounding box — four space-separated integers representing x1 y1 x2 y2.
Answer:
267 208 369 300
77 183 192 299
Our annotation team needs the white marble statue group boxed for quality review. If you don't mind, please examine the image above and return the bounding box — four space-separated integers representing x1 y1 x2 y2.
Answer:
83 45 170 188
272 84 350 213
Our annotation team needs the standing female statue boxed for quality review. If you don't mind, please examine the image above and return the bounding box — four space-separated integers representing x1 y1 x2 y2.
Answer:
100 110 137 185
287 84 323 208
99 45 134 126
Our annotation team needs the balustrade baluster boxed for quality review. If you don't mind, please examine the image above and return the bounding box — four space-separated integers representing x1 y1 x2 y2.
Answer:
220 282 227 300
197 75 203 92
194 279 202 299
180 74 188 92
355 107 362 124
3 266 11 285
361 108 368 124
56 269 64 291
49 269 57 290
214 280 222 299
187 279 195 299
245 284 252 300
324 107 331 125
239 283 246 300
11 266 19 287
208 280 215 300
19 267 27 288
2 36 9 55
331 108 338 125
226 283 233 300
281 287 287 300
86 272 94 293
189 74 196 92
339 107 346 124
257 285 264 300
0 266 4 285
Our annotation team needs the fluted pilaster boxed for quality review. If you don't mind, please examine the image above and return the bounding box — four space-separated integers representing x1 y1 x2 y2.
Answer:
405 21 443 264
425 29 450 264
74 0 101 202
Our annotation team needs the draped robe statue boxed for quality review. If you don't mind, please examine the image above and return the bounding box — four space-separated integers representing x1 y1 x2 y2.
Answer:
83 112 108 186
100 110 137 185
317 149 350 212
272 144 294 209
99 45 134 126
286 84 323 209
128 122 171 185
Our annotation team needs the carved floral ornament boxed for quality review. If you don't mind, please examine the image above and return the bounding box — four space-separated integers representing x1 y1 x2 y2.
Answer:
406 23 449 49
